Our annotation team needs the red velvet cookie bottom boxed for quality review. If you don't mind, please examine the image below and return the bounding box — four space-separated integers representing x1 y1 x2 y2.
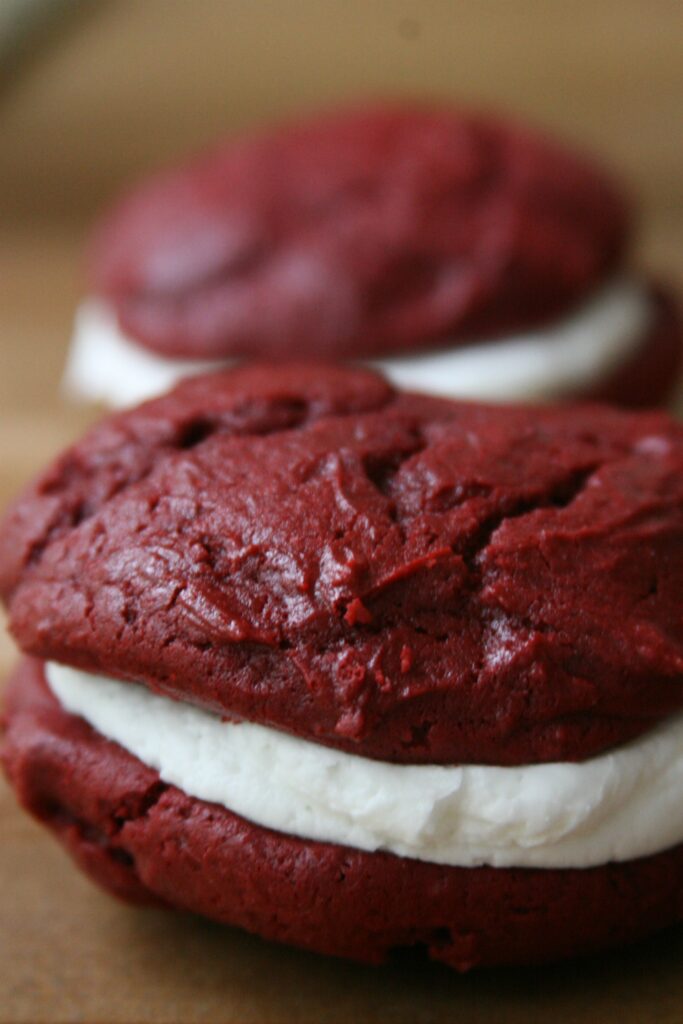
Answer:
4 658 683 972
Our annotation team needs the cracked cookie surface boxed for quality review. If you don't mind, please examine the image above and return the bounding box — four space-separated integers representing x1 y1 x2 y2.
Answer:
2 364 683 765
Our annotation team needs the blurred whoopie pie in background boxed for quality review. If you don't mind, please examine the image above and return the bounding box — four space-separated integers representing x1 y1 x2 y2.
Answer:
64 104 682 409
4 363 683 969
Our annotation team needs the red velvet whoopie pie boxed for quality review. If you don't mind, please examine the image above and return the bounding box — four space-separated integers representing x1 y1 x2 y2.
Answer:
4 364 683 969
65 104 682 409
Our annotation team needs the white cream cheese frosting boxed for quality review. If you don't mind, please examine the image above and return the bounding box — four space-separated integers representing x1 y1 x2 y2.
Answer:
63 302 221 408
46 661 683 870
63 278 652 408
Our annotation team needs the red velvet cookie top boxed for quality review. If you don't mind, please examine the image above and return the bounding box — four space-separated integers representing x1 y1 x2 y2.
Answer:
2 365 682 766
89 104 628 361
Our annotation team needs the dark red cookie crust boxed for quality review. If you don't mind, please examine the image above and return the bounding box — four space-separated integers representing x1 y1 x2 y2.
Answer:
2 365 683 766
5 658 683 972
90 104 627 361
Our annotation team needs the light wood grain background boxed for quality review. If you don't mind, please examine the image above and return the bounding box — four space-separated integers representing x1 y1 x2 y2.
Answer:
1 2 682 1021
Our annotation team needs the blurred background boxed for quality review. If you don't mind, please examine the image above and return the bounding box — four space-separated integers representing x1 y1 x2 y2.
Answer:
1 3 683 1018
2 0 682 413
2 0 683 414
1 0 682 226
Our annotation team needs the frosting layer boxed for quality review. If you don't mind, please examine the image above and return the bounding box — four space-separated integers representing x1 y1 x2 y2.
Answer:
65 278 650 407
46 661 683 869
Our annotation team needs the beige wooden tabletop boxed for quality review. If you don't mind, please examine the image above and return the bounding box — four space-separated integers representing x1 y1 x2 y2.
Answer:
1 2 683 1021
